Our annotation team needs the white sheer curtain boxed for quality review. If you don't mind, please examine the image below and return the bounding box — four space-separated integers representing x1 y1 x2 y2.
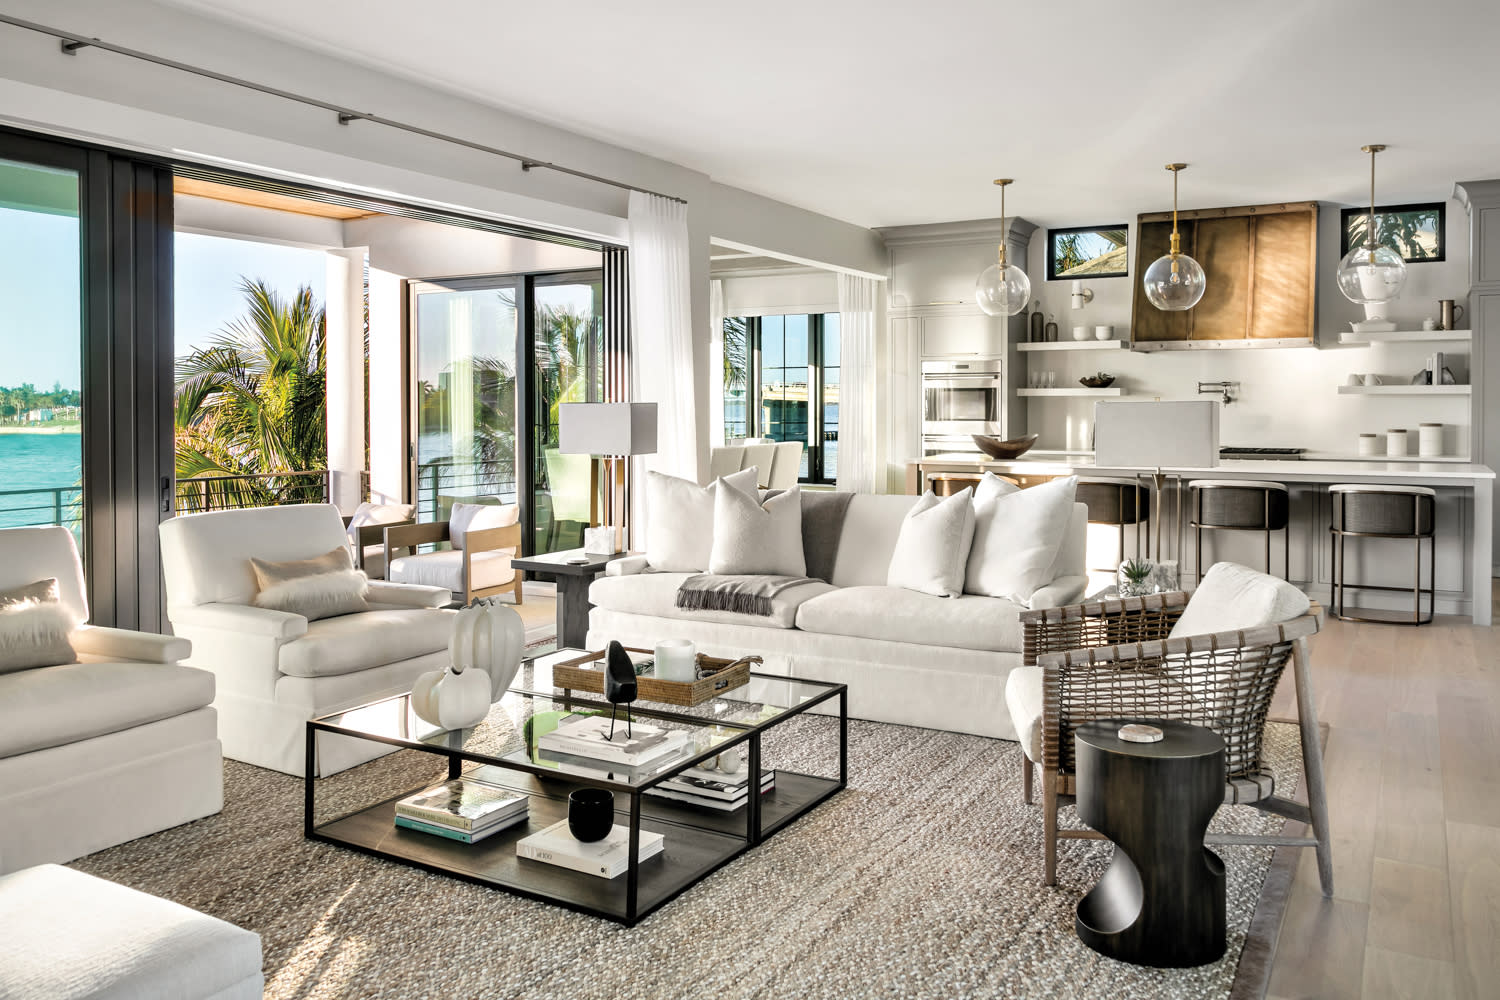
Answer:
836 273 879 494
627 191 696 547
708 279 726 446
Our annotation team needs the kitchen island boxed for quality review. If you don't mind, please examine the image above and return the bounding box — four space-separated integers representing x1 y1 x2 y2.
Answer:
907 454 1495 625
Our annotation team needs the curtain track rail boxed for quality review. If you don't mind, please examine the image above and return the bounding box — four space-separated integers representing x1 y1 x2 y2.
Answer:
0 13 687 205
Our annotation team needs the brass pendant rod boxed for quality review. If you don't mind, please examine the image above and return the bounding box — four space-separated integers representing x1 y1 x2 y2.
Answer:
1165 163 1187 271
993 178 1012 267
1361 144 1387 264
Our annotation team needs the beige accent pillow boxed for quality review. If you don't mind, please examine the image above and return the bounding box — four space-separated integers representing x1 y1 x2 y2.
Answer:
886 489 976 598
250 547 370 621
0 578 78 674
448 502 519 551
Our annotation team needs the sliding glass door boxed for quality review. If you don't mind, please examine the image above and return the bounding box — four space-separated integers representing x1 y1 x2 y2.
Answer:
410 278 520 521
531 274 602 554
0 156 84 543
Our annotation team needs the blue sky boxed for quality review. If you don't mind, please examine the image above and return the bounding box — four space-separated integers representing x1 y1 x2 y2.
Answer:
175 232 327 357
0 207 326 389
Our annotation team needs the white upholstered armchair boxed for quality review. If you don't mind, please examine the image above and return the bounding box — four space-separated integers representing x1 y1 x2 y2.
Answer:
0 526 222 873
160 504 456 777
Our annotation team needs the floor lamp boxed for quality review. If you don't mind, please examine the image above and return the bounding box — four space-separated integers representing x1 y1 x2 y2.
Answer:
559 402 658 554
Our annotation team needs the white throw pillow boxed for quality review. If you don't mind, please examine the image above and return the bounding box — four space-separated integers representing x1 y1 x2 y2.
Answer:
974 471 1022 503
449 502 519 551
0 578 78 674
886 489 976 598
709 482 805 576
965 475 1079 604
1168 561 1311 639
645 466 760 572
345 501 414 545
249 547 370 621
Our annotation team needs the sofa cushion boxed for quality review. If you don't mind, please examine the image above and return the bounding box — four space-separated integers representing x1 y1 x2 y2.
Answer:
387 549 515 595
1005 666 1043 763
0 661 215 758
589 572 834 630
886 490 975 598
795 585 1024 653
965 475 1078 604
645 466 760 572
828 494 919 588
0 864 263 1000
278 608 456 678
1169 561 1310 639
709 482 805 576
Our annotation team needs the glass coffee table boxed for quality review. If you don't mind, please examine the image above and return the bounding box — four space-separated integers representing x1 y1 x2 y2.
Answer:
305 650 846 926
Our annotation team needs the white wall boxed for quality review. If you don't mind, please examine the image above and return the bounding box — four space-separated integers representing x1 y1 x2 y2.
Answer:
0 0 888 481
1022 197 1474 458
718 269 839 318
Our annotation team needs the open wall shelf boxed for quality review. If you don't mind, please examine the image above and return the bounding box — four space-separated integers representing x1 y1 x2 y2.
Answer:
1337 329 1471 346
1017 387 1127 397
1336 384 1470 396
1017 340 1127 352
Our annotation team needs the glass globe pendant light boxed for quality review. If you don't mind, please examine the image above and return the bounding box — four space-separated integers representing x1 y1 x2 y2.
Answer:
1143 163 1207 311
975 178 1031 316
1336 144 1406 305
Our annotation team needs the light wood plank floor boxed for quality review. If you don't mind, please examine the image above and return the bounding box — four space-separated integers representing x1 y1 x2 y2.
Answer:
1266 585 1499 1000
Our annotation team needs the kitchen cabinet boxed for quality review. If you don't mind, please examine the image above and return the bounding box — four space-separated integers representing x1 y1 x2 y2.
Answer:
920 313 1006 357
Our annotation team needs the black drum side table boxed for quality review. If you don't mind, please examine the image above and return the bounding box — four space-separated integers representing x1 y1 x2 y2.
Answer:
1073 719 1226 968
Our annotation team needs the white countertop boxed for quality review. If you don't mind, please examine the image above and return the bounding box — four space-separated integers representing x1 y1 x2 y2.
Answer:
915 453 1496 481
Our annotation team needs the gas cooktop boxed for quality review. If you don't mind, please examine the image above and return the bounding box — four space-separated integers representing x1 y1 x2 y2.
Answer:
1220 447 1306 460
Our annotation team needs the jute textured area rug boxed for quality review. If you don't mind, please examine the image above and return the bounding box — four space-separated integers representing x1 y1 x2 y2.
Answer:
71 718 1299 999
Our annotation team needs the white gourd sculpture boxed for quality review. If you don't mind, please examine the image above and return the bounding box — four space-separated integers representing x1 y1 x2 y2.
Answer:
410 600 524 730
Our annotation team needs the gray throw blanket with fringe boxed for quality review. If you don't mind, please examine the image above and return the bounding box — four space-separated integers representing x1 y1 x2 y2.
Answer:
675 574 811 617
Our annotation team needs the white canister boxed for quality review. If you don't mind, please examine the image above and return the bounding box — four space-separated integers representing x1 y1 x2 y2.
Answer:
1419 423 1443 457
1357 433 1380 457
654 639 696 682
1094 324 1114 341
1072 325 1089 341
1386 428 1408 457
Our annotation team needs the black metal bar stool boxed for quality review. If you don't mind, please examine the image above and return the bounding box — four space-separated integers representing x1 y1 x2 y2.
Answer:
1188 480 1290 581
1329 484 1435 625
1076 477 1151 572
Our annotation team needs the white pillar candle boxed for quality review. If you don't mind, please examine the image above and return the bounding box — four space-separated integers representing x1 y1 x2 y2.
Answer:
655 639 696 682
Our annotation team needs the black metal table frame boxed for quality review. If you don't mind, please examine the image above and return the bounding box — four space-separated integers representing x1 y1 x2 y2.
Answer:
304 673 847 926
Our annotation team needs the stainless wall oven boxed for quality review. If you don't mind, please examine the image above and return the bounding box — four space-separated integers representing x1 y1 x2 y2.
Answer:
922 359 1004 454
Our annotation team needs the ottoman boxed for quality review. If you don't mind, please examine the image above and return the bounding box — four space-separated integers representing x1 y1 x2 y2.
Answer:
0 864 263 999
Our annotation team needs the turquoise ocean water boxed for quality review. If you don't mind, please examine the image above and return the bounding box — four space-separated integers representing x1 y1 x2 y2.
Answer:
0 432 83 530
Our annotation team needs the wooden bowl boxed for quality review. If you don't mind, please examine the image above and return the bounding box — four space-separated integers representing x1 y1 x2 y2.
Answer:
970 433 1039 460
1079 374 1116 388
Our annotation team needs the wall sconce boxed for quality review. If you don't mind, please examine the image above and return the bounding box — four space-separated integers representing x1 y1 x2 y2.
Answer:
1070 280 1094 310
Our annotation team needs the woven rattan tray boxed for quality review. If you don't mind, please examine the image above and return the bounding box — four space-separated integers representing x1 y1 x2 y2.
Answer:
552 647 758 706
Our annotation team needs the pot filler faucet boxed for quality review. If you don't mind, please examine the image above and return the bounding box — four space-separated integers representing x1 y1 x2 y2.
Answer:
1198 380 1237 405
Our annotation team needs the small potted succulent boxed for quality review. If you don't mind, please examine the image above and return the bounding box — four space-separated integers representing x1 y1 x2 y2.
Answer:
1117 557 1157 598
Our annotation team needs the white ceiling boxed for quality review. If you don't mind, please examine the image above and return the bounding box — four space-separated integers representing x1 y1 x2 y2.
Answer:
161 0 1500 230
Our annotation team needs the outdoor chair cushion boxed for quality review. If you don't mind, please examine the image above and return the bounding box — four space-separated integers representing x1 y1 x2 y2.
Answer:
1170 561 1310 639
0 662 215 758
795 585 1025 653
387 549 516 595
277 608 455 678
1004 666 1044 763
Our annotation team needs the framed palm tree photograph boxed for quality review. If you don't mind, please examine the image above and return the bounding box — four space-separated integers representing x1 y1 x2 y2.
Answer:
1339 202 1445 262
1047 224 1129 280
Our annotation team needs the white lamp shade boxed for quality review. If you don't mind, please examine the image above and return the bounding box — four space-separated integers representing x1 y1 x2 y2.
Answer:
559 402 658 457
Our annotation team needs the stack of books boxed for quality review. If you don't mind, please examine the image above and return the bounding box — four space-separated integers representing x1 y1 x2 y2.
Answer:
393 778 528 844
645 764 775 812
516 819 664 879
537 713 692 769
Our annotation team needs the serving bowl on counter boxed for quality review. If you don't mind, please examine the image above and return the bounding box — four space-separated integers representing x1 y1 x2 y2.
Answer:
1079 372 1116 388
970 433 1039 460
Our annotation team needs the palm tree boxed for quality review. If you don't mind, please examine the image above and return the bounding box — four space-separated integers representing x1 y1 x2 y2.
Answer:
174 278 327 509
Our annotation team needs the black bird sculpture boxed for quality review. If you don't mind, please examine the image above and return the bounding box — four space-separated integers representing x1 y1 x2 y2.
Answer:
604 640 638 740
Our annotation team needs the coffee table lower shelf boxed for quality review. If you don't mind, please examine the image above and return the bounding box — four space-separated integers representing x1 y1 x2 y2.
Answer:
309 771 839 925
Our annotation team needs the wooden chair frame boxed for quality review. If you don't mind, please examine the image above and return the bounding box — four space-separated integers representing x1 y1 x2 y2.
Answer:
1018 591 1333 897
341 515 414 577
383 520 523 606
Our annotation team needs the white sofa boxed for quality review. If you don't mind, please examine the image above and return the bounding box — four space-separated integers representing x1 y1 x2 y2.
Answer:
0 527 222 875
586 493 1088 739
160 504 456 777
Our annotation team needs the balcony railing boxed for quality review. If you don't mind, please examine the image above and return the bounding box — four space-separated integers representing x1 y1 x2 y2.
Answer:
417 459 517 522
174 470 330 514
0 485 83 531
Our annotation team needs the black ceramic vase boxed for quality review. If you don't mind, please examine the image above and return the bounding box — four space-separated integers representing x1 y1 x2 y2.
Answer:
568 788 614 843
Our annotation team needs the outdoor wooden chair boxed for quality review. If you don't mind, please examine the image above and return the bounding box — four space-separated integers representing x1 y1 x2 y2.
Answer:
384 503 523 606
1014 591 1333 897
